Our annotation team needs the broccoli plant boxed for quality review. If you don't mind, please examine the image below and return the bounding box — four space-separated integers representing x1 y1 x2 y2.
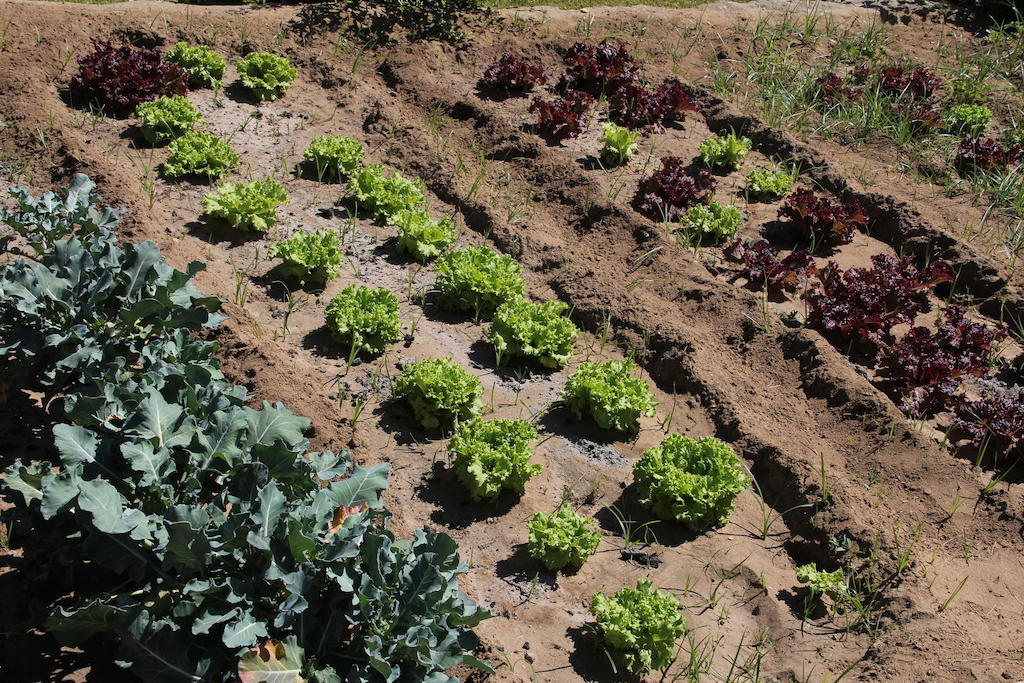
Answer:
134 95 204 145
590 580 687 675
562 359 657 432
202 178 288 232
69 39 187 115
449 418 541 501
745 166 796 201
600 122 640 166
349 164 426 223
434 245 525 318
677 202 743 246
237 52 297 101
945 104 992 136
527 505 600 570
633 434 750 530
394 358 484 430
393 208 456 261
165 42 226 89
325 285 403 358
488 296 578 368
267 229 343 285
163 130 240 181
303 134 365 181
699 131 753 170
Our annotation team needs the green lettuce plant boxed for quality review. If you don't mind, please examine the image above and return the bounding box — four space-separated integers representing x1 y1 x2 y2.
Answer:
599 121 639 166
562 359 657 432
590 580 686 675
134 95 204 145
202 178 288 232
527 505 600 570
488 296 578 368
796 563 852 614
267 229 342 285
325 285 403 358
434 245 525 318
632 434 749 530
699 131 753 170
394 358 484 430
237 51 297 100
394 208 456 261
746 166 796 201
449 418 540 501
945 103 992 135
165 42 226 88
677 202 743 246
349 164 426 223
163 130 240 181
303 134 365 181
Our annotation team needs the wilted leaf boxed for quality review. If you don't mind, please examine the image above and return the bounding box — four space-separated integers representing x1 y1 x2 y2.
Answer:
238 638 305 683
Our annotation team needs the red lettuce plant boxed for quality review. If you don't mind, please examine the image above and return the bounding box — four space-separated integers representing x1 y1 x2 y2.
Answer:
806 255 954 351
957 137 1024 173
778 188 868 245
528 89 594 140
882 307 1005 414
636 158 717 221
69 39 188 116
481 54 547 92
723 239 816 293
878 66 942 99
815 73 861 101
561 41 641 94
955 390 1024 463
891 100 943 131
608 78 700 130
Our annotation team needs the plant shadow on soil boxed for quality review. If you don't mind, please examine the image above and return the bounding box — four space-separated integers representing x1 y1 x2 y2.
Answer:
594 483 702 548
414 461 520 530
565 624 636 683
493 543 565 590
184 214 264 249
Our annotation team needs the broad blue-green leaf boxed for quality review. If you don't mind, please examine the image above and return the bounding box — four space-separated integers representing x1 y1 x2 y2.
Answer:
222 609 268 648
124 387 189 449
46 601 125 646
40 469 81 519
121 441 171 486
247 482 286 550
3 463 45 504
192 605 239 636
313 463 389 525
245 402 309 448
77 479 146 537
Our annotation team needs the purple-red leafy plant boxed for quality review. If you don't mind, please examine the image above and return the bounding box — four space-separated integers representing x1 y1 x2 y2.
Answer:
957 137 1024 173
806 255 954 352
481 54 547 92
529 89 594 141
882 306 1005 414
878 66 942 99
815 73 861 101
723 239 817 293
955 391 1024 462
607 78 700 130
890 100 944 130
778 188 868 246
561 41 640 95
636 158 717 221
69 39 188 116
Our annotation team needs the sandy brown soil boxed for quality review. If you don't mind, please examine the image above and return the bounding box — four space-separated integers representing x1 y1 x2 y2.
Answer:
1 1 1023 681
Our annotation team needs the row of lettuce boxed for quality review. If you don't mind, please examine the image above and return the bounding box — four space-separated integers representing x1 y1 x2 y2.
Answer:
15 36 780 678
